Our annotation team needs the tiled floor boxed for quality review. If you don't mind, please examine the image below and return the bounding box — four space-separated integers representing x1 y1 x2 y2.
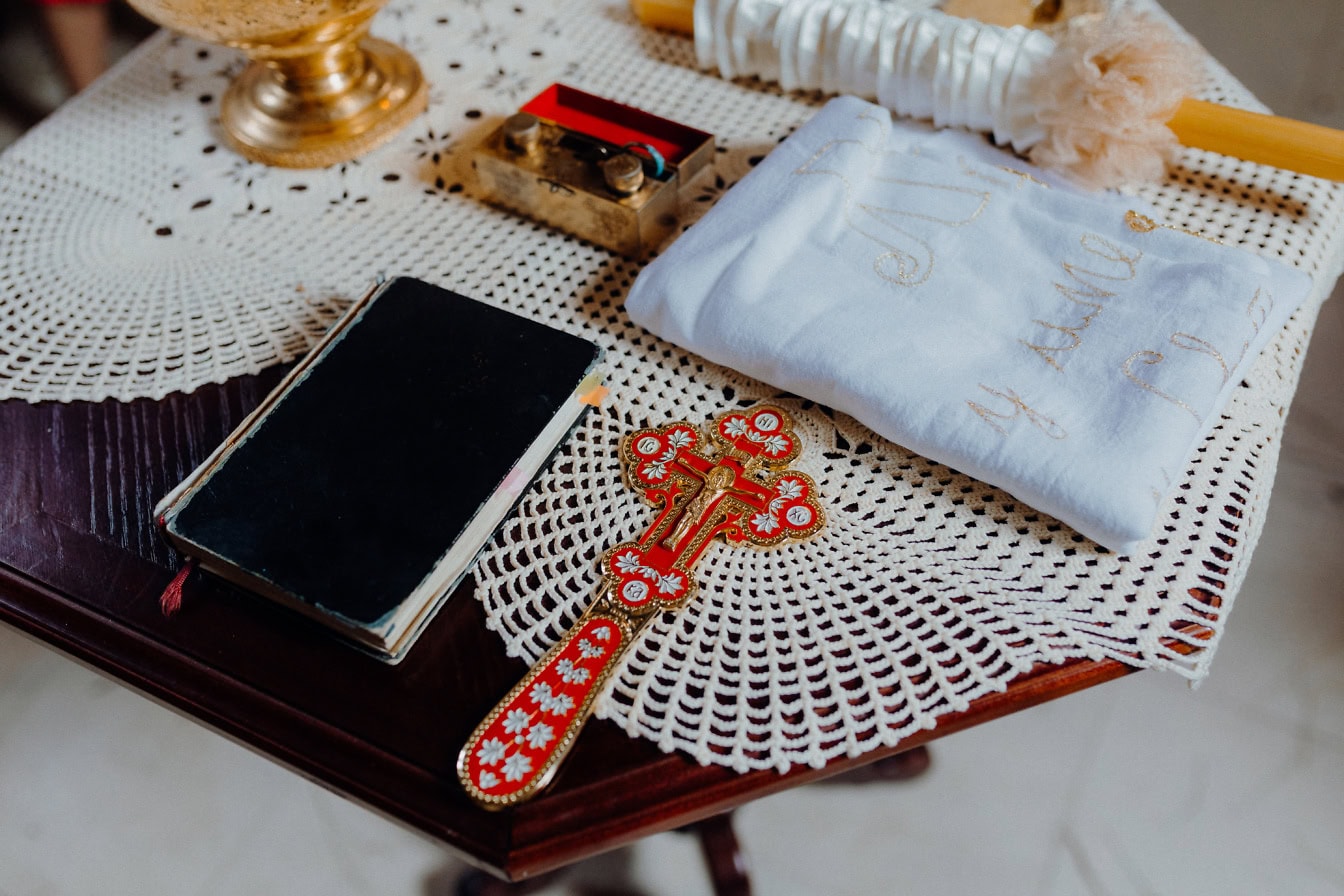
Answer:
2 2 1342 894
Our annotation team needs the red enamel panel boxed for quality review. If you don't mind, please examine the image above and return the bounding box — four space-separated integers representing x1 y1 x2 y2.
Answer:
461 616 624 802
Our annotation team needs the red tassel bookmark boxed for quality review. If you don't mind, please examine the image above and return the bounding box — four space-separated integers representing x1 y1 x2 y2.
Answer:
159 557 195 617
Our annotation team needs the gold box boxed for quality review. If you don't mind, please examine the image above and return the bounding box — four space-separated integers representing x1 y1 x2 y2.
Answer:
472 84 714 257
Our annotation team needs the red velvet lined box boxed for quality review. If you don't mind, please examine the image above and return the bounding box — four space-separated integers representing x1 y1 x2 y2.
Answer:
520 83 711 169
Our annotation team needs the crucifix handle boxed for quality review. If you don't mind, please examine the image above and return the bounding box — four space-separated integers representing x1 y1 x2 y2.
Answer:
457 612 631 808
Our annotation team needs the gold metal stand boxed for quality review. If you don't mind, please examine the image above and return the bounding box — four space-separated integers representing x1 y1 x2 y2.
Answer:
222 36 426 168
126 1 426 168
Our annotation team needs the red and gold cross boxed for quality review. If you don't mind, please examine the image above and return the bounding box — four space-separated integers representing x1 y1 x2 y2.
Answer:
458 404 825 808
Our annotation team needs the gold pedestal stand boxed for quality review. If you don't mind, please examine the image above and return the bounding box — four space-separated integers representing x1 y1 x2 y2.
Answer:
222 36 427 169
126 1 426 169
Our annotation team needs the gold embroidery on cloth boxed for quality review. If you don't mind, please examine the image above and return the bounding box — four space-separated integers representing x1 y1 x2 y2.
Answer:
794 113 993 287
1020 234 1141 371
1122 351 1201 420
1125 210 1225 245
1245 286 1272 334
968 385 1069 439
1122 287 1276 416
1169 333 1231 384
954 157 1048 190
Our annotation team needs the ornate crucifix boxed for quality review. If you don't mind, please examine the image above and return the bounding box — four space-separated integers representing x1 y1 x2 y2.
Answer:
458 404 825 808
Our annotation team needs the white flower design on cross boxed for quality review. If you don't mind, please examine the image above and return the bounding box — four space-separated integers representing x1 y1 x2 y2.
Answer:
752 511 780 534
666 428 694 448
476 738 507 765
502 752 533 782
615 551 644 575
526 722 555 749
502 708 530 734
657 572 684 595
557 659 590 684
539 691 574 715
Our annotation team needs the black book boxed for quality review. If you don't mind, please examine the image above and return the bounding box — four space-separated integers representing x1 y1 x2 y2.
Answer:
155 277 603 662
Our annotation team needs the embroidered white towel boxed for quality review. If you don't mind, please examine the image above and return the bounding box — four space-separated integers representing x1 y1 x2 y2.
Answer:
625 96 1313 552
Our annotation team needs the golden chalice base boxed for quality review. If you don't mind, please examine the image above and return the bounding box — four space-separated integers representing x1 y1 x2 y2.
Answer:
221 37 428 169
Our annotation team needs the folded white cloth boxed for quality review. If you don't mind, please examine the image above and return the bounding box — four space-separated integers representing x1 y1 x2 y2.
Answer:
625 96 1312 552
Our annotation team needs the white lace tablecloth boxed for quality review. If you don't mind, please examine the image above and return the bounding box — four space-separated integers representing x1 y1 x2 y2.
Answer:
2 0 1341 773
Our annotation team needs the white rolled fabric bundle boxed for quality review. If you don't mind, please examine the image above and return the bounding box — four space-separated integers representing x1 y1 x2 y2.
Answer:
692 0 1201 188
696 0 1057 150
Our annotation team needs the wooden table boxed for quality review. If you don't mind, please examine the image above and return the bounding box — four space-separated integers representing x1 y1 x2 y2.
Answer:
4 0 1342 886
0 367 1195 884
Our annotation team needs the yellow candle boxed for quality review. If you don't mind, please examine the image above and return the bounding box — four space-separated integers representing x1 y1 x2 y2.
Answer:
629 0 694 34
1167 98 1344 182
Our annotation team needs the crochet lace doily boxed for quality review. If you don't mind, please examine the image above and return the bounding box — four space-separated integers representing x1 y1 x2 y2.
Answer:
2 0 1341 773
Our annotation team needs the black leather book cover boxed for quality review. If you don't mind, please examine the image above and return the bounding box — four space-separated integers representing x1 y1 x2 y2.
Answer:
158 276 603 660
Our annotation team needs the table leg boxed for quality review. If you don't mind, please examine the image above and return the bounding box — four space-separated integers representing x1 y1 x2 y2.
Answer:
446 745 931 895
684 812 752 896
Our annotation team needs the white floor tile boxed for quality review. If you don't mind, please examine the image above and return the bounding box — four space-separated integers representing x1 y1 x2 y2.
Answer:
1194 457 1344 748
0 647 279 896
1283 291 1344 479
0 637 458 896
543 830 718 896
0 625 47 689
195 783 455 896
733 688 1117 896
1045 673 1344 896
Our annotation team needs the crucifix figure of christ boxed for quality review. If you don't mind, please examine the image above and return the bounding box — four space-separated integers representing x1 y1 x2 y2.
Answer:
459 404 826 808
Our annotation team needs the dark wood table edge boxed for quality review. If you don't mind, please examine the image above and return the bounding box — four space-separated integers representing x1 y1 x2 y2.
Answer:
0 564 510 866
0 552 1210 881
